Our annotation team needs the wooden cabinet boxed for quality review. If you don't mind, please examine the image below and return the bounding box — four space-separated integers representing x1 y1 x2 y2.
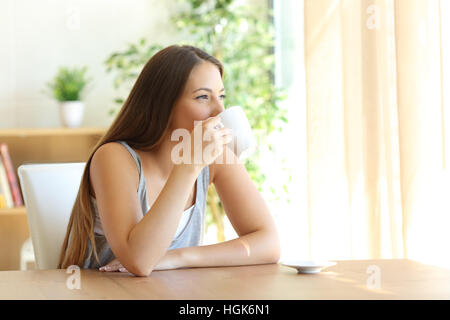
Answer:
0 127 106 270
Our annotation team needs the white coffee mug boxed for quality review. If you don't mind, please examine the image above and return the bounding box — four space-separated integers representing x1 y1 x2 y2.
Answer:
217 106 257 160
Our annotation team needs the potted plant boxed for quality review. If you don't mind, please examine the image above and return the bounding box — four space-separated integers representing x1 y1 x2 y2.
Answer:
45 66 92 128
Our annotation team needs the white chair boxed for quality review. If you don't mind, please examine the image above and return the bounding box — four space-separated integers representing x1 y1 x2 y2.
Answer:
18 162 85 270
20 237 35 270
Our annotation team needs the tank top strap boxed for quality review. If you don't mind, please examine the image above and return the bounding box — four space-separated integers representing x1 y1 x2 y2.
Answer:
199 165 209 203
115 140 145 191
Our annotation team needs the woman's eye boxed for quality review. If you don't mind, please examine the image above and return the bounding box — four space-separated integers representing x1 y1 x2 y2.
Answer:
195 94 226 100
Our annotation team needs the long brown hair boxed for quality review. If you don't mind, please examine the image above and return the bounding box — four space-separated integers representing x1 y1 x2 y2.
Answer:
58 45 223 268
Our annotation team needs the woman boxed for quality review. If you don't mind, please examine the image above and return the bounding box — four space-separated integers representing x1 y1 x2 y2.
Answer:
58 45 280 277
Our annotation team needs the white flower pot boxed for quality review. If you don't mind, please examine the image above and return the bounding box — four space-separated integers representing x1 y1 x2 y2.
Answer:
60 101 84 128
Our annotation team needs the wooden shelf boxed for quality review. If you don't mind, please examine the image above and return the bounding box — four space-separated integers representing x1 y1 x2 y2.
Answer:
0 127 107 137
0 127 107 171
0 127 106 270
0 206 26 216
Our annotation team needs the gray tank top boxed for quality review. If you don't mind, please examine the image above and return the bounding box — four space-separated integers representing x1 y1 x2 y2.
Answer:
82 140 210 269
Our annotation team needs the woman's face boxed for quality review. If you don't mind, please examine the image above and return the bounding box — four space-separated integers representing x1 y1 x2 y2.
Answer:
169 61 226 132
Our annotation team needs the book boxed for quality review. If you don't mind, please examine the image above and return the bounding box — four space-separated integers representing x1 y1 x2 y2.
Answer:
0 143 23 206
0 179 5 208
0 153 14 208
0 194 6 208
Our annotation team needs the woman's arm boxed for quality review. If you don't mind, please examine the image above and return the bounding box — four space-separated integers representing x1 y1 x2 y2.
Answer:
157 146 281 270
100 145 280 274
91 143 200 276
93 117 230 276
172 229 279 269
126 164 202 273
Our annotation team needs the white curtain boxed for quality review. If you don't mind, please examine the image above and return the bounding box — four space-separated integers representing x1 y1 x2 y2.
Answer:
299 0 450 268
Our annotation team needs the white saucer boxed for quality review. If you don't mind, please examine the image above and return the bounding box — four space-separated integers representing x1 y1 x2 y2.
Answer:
280 260 337 274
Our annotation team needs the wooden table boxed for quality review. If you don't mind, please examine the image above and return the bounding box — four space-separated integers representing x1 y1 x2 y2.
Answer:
0 259 449 300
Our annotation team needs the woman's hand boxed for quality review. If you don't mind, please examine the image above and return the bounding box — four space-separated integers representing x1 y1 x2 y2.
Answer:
99 250 182 274
99 258 128 273
178 116 232 172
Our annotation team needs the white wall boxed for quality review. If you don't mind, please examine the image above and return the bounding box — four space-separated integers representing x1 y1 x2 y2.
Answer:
0 0 181 128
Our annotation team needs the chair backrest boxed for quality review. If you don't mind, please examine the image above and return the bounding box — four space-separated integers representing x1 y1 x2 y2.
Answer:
18 163 85 270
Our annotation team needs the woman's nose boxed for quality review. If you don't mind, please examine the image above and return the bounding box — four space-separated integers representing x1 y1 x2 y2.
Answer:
210 102 224 117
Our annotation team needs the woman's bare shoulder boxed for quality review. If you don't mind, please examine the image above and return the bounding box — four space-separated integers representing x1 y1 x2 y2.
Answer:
91 142 137 170
90 142 140 197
